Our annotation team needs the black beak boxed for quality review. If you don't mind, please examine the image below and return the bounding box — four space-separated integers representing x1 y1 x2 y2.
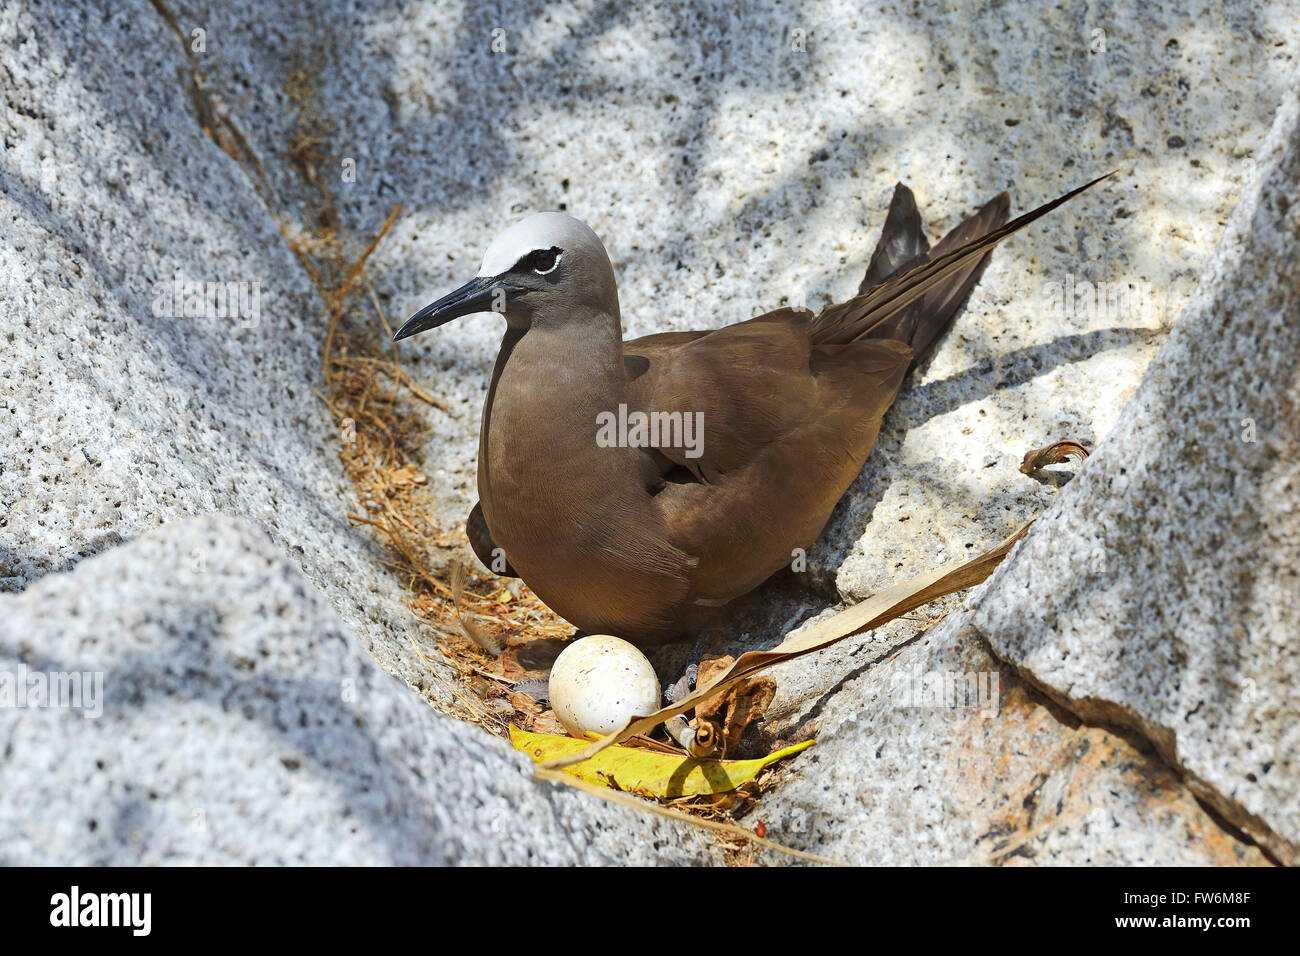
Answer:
393 276 508 341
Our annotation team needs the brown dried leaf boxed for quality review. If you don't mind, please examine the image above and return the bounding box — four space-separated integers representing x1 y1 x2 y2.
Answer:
1020 440 1090 474
523 709 569 737
496 649 529 681
694 655 735 722
451 561 505 657
693 654 778 756
722 677 777 755
509 690 542 713
621 734 686 755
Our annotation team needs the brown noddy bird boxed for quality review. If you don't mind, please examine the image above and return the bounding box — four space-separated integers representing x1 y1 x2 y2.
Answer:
395 175 1108 645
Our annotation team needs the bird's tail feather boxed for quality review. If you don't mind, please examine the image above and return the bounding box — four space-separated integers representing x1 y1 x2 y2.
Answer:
811 173 1113 356
857 183 931 295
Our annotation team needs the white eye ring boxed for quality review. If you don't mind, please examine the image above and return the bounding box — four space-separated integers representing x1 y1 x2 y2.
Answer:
530 248 562 275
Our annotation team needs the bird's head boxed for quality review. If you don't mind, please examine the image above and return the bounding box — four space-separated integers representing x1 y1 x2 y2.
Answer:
393 211 618 341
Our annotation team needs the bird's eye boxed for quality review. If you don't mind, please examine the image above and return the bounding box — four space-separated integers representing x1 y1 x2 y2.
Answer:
528 248 561 275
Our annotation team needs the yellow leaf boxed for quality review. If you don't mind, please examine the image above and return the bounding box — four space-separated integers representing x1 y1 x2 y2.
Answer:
510 725 813 798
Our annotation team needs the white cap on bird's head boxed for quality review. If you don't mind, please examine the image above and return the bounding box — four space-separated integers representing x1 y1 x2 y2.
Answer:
394 211 619 340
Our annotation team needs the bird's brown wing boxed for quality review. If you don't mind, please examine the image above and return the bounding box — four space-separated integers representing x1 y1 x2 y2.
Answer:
624 311 912 601
618 175 1112 606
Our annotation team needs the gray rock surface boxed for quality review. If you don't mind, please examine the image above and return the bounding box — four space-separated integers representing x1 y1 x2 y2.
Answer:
1 0 1296 864
967 82 1300 865
749 607 1267 865
0 0 451 705
0 516 720 864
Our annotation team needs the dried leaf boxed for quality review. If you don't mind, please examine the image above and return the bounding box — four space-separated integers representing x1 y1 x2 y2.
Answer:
522 709 569 737
722 678 777 754
510 678 549 702
540 521 1031 771
694 654 777 756
696 655 733 692
495 651 528 681
1020 440 1090 474
451 561 504 656
512 726 813 798
621 734 685 755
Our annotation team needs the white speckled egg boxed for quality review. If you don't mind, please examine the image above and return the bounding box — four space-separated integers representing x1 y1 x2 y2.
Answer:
549 635 661 738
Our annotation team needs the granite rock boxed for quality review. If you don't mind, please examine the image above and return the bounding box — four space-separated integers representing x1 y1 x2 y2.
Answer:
750 609 1267 865
0 516 721 865
0 0 451 706
967 80 1300 866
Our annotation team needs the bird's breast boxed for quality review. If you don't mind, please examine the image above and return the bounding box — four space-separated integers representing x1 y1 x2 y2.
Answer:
475 330 691 636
